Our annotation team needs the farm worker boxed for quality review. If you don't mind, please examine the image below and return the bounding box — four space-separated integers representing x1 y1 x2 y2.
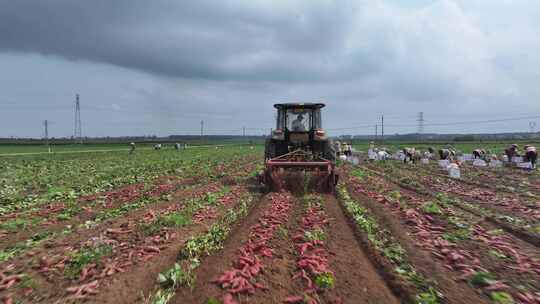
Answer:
377 150 389 161
291 114 306 132
129 142 136 154
438 148 455 161
524 145 537 169
402 148 414 163
344 143 352 157
472 149 486 159
334 140 342 156
504 144 519 162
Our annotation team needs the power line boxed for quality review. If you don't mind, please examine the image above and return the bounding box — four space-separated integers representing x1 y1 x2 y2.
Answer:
326 124 376 131
427 115 540 126
383 114 540 128
274 113 540 133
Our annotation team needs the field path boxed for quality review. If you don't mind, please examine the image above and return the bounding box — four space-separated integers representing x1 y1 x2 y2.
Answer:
171 193 299 303
320 194 400 303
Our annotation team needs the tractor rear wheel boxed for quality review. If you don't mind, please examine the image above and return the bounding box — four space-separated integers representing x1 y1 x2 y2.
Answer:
264 138 276 160
322 140 336 161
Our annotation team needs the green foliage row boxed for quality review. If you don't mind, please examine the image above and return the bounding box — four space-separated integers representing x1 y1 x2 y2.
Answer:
337 184 442 304
0 146 258 216
147 192 254 304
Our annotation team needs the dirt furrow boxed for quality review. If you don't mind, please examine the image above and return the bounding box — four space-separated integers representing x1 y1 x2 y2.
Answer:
171 192 299 304
341 180 488 304
319 194 399 304
362 163 540 246
0 180 250 303
347 165 540 301
87 185 257 304
375 162 539 225
0 159 258 264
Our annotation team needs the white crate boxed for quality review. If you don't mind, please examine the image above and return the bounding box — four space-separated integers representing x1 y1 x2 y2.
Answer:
448 167 461 179
489 160 502 168
462 154 474 161
438 160 450 168
473 159 487 167
517 162 532 169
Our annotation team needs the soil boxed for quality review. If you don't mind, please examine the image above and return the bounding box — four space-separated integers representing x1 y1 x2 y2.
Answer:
4 153 539 304
343 180 489 304
320 194 400 304
345 165 540 300
0 159 258 254
171 192 297 304
383 162 539 223
362 162 540 244
171 193 400 304
89 185 260 304
0 178 258 303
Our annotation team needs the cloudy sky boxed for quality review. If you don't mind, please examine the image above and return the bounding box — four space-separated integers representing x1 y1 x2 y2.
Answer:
1 0 539 137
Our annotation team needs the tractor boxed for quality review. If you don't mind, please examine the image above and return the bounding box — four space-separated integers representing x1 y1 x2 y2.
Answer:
261 103 338 192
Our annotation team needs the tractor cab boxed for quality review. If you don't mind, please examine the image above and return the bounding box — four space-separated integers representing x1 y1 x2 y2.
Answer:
271 103 327 151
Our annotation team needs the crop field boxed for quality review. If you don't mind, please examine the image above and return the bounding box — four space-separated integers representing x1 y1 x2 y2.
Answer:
353 141 540 155
0 144 539 304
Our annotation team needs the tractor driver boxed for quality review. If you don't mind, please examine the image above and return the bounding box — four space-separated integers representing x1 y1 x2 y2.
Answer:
291 114 306 132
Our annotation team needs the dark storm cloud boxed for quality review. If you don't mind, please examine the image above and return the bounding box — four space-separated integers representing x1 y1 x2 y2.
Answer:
1 0 540 137
0 0 378 82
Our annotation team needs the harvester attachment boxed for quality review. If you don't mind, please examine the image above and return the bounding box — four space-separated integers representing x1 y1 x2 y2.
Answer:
261 150 338 193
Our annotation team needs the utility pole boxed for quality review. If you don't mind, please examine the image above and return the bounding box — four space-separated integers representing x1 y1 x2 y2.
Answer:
74 94 82 144
381 115 384 144
200 120 204 143
44 120 51 153
375 124 378 143
417 112 425 142
243 126 246 137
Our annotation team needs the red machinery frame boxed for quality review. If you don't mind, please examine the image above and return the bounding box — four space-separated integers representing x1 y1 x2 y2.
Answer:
261 149 338 192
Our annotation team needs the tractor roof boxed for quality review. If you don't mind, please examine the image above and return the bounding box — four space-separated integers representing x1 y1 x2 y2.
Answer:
273 103 325 110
